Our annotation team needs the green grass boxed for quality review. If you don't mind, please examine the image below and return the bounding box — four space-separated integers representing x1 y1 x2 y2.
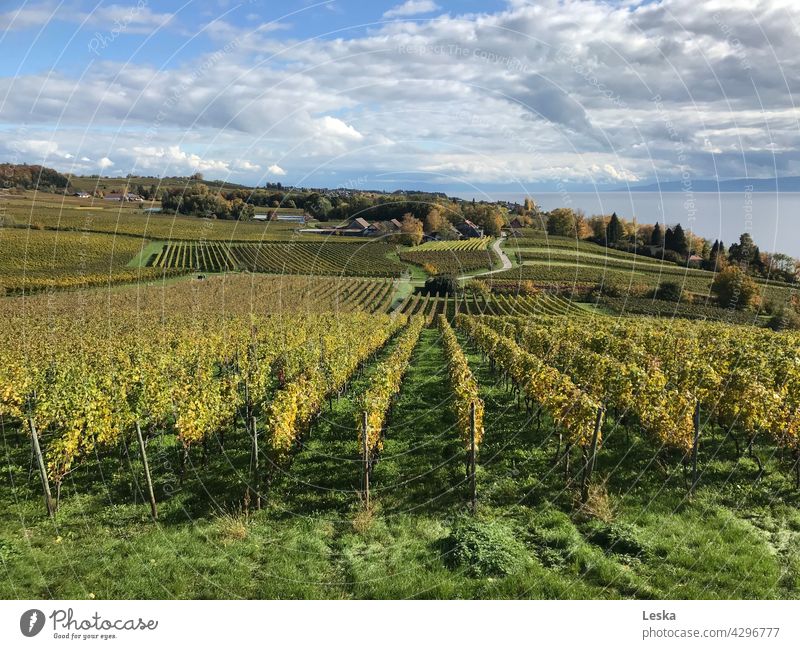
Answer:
1 325 798 599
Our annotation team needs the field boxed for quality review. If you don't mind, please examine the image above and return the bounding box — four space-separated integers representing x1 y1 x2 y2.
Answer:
498 235 795 305
148 240 407 277
1 273 799 600
2 197 800 601
398 248 497 274
2 192 318 242
415 238 492 251
0 227 179 293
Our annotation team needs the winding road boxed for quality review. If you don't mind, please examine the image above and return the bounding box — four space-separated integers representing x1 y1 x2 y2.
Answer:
459 234 513 280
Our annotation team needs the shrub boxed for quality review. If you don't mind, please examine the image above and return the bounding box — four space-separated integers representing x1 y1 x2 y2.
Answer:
584 520 650 558
654 281 684 302
766 308 800 332
423 274 459 296
660 249 684 265
443 517 527 577
711 265 758 310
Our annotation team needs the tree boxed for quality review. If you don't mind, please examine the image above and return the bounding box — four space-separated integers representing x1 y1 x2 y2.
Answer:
651 222 664 247
423 275 459 296
655 281 684 302
463 203 504 237
230 198 254 221
398 213 424 246
587 215 609 239
605 212 623 244
751 245 766 274
547 208 580 237
424 207 446 234
711 265 758 310
306 193 333 220
728 232 756 266
664 227 674 252
671 223 689 256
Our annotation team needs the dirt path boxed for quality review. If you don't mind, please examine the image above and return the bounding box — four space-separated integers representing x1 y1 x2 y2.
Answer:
458 235 512 280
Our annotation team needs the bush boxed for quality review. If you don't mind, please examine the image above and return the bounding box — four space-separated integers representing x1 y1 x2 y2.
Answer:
766 308 800 332
592 282 625 298
659 249 684 265
654 281 684 302
422 274 459 296
711 265 758 310
443 517 527 577
466 279 490 299
584 520 651 558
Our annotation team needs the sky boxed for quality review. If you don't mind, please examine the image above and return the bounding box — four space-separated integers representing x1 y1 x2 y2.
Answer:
1 0 798 193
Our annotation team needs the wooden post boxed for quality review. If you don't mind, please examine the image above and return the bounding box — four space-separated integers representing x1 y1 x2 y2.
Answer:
28 417 55 518
362 410 370 509
470 401 477 513
690 401 700 496
251 415 260 510
581 407 603 504
135 420 158 521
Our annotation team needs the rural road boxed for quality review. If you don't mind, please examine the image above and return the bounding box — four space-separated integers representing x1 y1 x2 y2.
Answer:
459 235 513 280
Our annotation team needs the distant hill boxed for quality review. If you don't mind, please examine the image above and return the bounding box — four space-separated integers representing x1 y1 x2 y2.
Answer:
613 177 800 192
68 174 252 193
0 163 70 190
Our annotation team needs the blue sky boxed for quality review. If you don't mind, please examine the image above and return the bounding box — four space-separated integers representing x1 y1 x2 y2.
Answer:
1 0 797 193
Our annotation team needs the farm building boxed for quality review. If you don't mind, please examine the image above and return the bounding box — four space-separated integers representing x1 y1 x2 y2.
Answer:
508 216 525 229
456 219 484 238
333 217 379 236
104 191 143 202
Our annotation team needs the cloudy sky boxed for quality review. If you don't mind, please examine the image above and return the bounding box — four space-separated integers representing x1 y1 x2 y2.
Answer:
1 0 798 192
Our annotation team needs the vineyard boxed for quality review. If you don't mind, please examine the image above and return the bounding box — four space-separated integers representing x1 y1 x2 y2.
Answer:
1 271 799 599
147 240 406 277
502 235 796 304
2 192 318 242
0 227 182 293
398 248 497 274
415 238 492 251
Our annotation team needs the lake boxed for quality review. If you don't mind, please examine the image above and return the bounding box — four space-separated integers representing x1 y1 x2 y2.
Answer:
477 191 800 258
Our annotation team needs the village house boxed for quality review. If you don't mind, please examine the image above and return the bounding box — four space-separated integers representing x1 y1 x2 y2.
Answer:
456 219 484 238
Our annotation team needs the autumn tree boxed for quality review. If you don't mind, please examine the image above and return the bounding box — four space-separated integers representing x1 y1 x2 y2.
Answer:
711 265 758 310
398 213 424 246
424 206 446 234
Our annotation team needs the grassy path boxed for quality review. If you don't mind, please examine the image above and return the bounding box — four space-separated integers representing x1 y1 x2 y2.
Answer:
371 327 464 515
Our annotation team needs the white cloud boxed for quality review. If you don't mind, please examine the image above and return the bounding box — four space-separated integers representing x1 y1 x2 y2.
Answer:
98 157 114 169
596 164 640 183
267 164 286 176
237 160 261 171
10 139 59 158
383 1 440 19
128 145 230 174
0 2 175 33
1 0 798 185
316 116 364 141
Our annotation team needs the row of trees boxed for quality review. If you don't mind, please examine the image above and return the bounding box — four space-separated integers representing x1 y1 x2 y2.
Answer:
161 184 255 220
0 164 70 191
541 205 797 284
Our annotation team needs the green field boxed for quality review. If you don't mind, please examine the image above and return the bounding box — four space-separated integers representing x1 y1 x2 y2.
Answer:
2 200 800 601
1 312 798 599
147 240 407 278
2 192 318 242
0 227 180 293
